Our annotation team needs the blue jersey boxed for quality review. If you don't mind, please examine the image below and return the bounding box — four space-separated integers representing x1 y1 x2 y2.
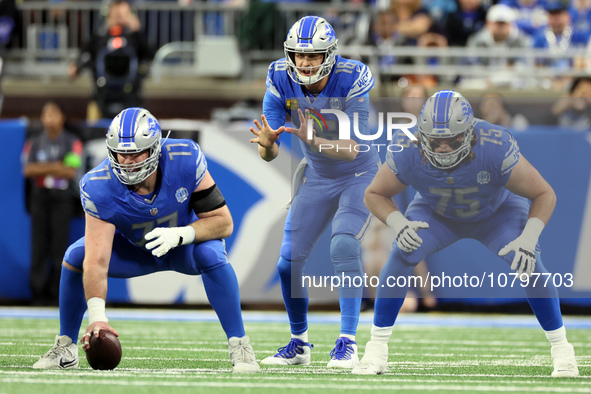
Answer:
386 119 520 222
79 138 207 249
263 55 379 178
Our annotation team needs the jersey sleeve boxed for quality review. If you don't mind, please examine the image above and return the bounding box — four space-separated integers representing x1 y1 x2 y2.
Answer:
263 61 288 131
345 63 375 101
495 129 520 185
79 170 117 221
190 140 208 190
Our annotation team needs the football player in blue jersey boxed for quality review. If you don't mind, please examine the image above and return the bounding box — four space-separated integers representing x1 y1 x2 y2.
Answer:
33 108 260 373
249 16 379 368
352 91 579 377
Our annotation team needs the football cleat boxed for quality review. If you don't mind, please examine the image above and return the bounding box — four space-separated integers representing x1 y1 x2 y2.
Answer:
327 337 359 368
351 341 388 375
228 335 260 373
260 338 313 366
33 335 79 370
551 343 579 378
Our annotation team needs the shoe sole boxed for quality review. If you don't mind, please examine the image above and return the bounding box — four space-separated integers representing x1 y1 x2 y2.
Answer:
552 371 579 378
351 368 385 375
327 360 360 369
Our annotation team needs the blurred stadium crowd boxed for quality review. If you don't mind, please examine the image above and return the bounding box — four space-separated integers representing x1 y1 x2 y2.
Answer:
0 0 588 117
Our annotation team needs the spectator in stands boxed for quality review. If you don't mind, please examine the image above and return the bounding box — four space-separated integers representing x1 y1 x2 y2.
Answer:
570 0 591 38
371 10 400 75
0 0 18 114
68 0 155 120
479 93 530 131
0 0 17 50
500 0 549 36
533 0 591 71
22 101 83 306
443 0 487 47
551 76 591 130
389 0 434 46
467 4 532 67
414 30 449 87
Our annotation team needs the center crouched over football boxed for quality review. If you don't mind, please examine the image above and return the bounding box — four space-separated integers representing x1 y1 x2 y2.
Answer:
85 330 122 370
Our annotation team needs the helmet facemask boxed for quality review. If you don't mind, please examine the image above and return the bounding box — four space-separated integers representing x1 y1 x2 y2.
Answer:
418 90 475 170
106 108 163 185
419 127 474 169
284 16 338 86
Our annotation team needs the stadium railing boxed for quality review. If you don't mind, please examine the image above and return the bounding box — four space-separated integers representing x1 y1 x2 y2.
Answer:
5 2 591 90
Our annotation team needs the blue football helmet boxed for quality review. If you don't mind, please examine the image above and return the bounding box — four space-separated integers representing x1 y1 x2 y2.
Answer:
418 90 475 169
284 16 338 85
106 107 162 185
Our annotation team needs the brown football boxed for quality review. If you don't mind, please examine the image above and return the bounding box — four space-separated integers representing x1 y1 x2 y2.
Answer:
85 330 122 370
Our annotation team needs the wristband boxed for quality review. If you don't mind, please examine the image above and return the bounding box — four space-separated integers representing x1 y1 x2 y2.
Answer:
386 211 405 229
523 217 545 241
87 297 108 324
177 225 196 246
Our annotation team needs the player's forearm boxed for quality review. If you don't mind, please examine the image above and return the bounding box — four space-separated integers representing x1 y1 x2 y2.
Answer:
312 137 358 161
364 189 399 224
258 143 279 162
82 261 109 301
192 207 233 242
24 162 77 179
527 189 556 225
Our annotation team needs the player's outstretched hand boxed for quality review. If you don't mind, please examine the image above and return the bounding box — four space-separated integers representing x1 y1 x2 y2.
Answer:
386 211 429 253
145 226 196 258
82 322 118 352
249 114 285 148
498 237 536 277
285 109 316 147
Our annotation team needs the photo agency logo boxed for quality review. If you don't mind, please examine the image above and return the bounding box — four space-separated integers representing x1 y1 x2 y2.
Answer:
306 109 418 153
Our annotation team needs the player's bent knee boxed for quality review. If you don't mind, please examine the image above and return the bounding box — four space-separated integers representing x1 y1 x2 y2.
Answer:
192 240 228 272
63 238 85 271
62 261 83 274
280 244 291 261
392 245 424 266
330 234 362 271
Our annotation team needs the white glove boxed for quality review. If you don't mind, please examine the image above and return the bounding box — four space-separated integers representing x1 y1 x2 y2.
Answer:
386 211 429 253
498 217 545 277
145 226 196 258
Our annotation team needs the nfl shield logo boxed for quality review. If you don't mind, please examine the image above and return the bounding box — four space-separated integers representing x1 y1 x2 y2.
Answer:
150 207 158 216
176 187 189 203
477 171 490 185
446 177 454 185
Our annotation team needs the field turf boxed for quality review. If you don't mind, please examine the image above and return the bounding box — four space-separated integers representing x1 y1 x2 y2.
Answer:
0 308 589 393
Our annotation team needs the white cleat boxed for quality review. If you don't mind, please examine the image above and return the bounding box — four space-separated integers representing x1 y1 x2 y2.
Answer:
228 335 260 373
551 343 579 378
33 335 79 370
260 338 313 366
327 337 359 368
351 341 388 375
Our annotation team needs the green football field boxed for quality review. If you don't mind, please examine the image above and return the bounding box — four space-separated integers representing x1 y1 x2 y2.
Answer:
0 309 589 393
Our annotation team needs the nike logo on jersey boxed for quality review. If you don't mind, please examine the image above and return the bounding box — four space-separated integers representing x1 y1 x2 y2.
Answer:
59 358 77 369
355 171 368 177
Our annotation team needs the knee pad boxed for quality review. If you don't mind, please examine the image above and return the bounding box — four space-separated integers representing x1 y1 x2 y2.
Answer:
280 242 291 262
63 238 85 271
330 234 362 273
192 240 228 274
